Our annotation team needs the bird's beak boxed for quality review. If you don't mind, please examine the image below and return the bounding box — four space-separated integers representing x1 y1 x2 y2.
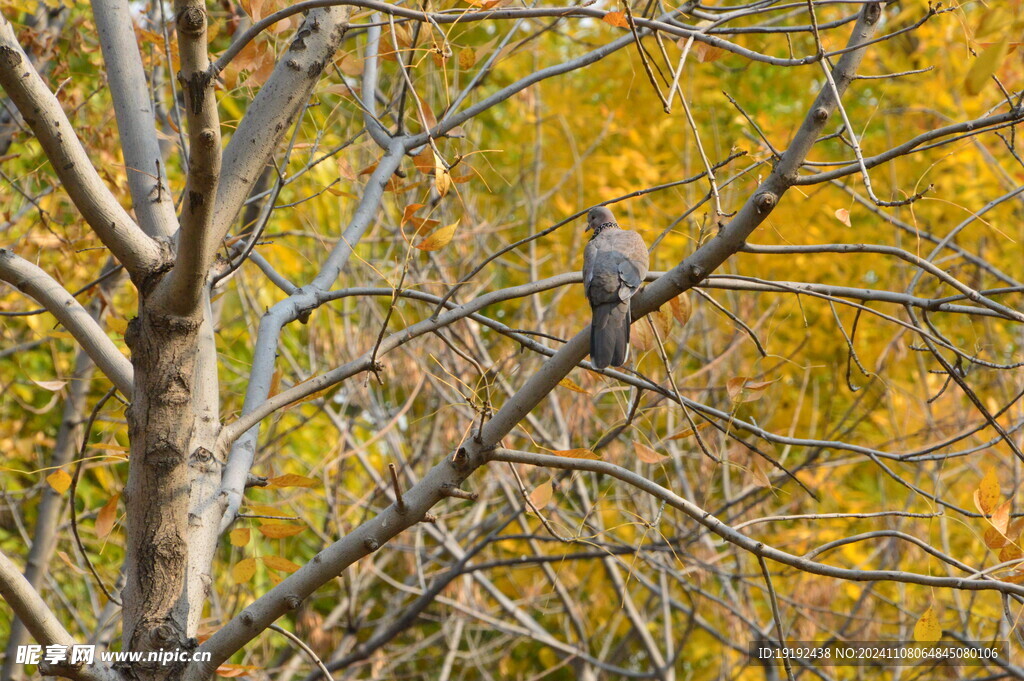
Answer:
584 221 592 232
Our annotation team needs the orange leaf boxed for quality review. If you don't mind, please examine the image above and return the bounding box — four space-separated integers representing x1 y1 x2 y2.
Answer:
634 441 666 464
262 555 301 573
528 481 553 509
726 377 778 403
216 664 261 678
669 293 692 325
603 11 629 28
267 474 317 488
402 203 426 226
693 41 727 63
992 499 1012 535
548 448 600 460
834 208 851 227
668 422 713 440
95 493 120 539
412 147 434 173
985 526 1008 549
408 217 440 235
558 377 589 394
258 524 306 538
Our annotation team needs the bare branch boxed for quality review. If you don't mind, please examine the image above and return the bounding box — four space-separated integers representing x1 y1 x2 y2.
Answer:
211 7 349 248
0 550 121 681
153 0 223 315
92 0 177 239
0 249 133 395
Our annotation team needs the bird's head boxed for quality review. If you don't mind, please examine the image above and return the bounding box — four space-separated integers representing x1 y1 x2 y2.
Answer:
585 206 617 235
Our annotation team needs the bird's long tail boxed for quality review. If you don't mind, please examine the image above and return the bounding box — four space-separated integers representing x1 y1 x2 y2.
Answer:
590 301 631 369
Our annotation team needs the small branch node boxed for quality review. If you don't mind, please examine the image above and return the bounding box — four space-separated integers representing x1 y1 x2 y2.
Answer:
388 462 406 513
451 446 470 469
440 483 478 501
755 191 777 213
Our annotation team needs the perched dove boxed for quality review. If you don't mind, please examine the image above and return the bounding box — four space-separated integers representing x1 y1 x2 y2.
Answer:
582 206 650 369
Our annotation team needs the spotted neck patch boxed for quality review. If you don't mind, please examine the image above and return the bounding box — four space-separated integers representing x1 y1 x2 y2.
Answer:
590 221 617 238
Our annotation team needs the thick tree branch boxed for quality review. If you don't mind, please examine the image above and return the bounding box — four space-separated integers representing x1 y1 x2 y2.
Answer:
92 0 177 239
0 550 121 681
154 1 223 316
210 7 349 249
0 249 133 395
0 15 161 276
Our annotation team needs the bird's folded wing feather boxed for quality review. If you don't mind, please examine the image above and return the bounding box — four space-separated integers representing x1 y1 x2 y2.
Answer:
583 230 649 304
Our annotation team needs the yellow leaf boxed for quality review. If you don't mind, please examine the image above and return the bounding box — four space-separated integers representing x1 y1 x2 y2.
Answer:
913 606 940 642
528 480 553 509
975 8 1009 39
558 377 589 394
258 524 306 538
834 208 851 227
634 441 666 464
726 377 778 403
232 557 257 582
458 48 476 70
416 220 459 251
434 151 451 197
975 468 1000 515
89 442 129 453
267 474 317 488
229 528 251 547
107 317 128 334
547 448 600 460
46 470 71 494
262 555 301 573
999 544 1023 562
669 293 691 326
95 493 120 539
602 11 629 28
965 38 1009 95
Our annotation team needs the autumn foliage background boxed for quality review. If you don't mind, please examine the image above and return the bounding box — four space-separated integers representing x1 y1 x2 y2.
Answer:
1 0 1023 679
